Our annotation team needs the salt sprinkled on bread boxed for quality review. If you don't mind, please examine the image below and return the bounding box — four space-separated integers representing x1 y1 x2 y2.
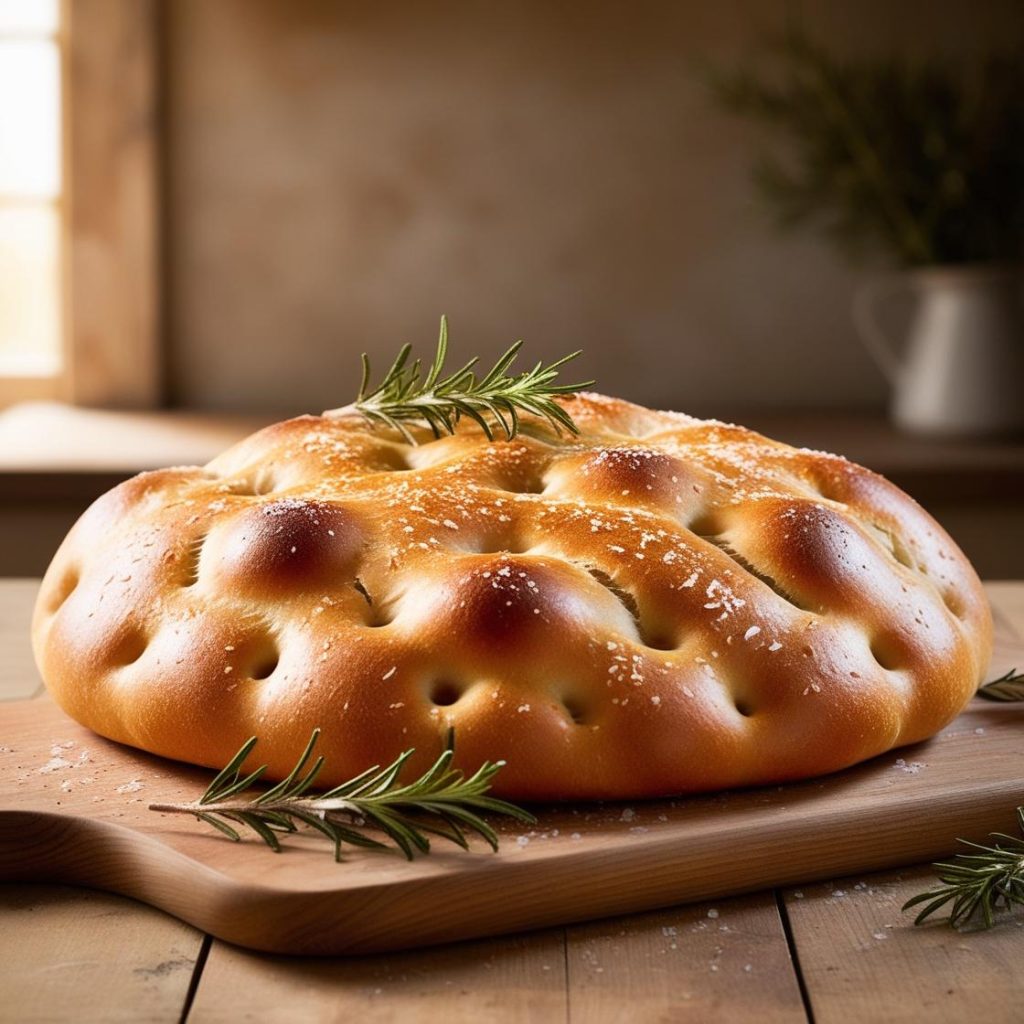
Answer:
31 393 991 799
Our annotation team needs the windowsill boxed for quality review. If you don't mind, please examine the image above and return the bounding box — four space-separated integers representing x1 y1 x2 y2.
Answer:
0 401 273 470
0 402 271 499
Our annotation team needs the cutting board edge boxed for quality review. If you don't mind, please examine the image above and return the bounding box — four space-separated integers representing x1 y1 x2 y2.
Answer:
1 769 1020 955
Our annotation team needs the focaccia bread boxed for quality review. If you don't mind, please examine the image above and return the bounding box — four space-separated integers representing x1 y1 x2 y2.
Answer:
32 394 992 799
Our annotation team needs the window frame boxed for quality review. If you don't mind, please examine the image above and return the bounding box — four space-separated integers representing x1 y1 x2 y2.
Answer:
0 3 65 403
0 0 160 410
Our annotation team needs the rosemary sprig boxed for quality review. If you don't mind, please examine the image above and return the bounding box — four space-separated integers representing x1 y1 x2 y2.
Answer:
350 316 593 444
976 667 1024 702
149 729 536 861
903 808 1024 929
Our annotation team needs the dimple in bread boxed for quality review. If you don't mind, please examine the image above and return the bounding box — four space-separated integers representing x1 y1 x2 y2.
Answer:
32 394 992 800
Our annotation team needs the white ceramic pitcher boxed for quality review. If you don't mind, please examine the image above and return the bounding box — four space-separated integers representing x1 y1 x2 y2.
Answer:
854 265 1024 437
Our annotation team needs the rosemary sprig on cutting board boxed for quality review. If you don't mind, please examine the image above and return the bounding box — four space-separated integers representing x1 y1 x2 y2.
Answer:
149 729 535 861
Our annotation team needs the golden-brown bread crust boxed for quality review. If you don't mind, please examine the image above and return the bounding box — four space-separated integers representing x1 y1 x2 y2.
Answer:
31 394 992 799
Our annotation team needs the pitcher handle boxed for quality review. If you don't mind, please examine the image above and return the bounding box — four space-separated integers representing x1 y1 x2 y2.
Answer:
852 276 908 386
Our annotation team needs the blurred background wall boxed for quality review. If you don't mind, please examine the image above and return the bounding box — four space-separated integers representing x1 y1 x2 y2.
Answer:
161 0 1022 416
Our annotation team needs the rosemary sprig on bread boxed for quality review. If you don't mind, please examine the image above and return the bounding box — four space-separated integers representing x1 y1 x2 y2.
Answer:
345 315 593 443
149 729 535 861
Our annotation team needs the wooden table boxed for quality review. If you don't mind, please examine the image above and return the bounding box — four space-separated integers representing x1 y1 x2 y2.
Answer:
2 579 1023 1022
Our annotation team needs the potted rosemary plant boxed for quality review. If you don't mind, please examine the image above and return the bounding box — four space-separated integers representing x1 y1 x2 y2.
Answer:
712 30 1024 437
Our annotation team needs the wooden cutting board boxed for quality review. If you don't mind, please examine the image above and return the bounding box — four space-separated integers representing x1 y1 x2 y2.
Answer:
2 596 1022 956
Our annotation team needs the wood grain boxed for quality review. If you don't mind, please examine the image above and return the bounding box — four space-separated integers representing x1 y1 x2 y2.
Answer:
783 869 1024 1024
565 894 806 1023
190 929 567 1023
0 883 203 1024
188 892 808 1022
1 685 1022 956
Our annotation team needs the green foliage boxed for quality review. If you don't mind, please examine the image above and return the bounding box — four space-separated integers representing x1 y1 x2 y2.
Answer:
904 808 1024 929
149 729 536 861
354 316 593 444
976 667 1024 702
709 28 1024 266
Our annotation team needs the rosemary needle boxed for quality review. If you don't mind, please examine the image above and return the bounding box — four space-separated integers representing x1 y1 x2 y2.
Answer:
149 729 536 861
343 316 593 444
903 809 1024 929
976 667 1024 702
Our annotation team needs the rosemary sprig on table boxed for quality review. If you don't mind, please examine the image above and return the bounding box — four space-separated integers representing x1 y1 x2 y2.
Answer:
903 809 1024 929
902 667 1024 929
349 316 593 444
149 729 535 861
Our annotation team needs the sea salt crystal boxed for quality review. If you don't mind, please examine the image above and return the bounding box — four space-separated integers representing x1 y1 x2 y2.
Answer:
743 626 761 640
116 779 144 794
707 909 719 919
381 666 397 680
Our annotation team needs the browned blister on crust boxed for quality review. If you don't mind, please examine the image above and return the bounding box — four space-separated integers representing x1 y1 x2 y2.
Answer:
32 394 992 799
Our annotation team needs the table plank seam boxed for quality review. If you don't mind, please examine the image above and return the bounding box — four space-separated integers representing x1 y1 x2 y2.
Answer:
775 889 815 1024
178 932 212 1024
562 927 571 1024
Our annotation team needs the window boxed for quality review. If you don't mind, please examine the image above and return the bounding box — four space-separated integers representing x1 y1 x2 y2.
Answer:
0 0 160 410
0 0 63 398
